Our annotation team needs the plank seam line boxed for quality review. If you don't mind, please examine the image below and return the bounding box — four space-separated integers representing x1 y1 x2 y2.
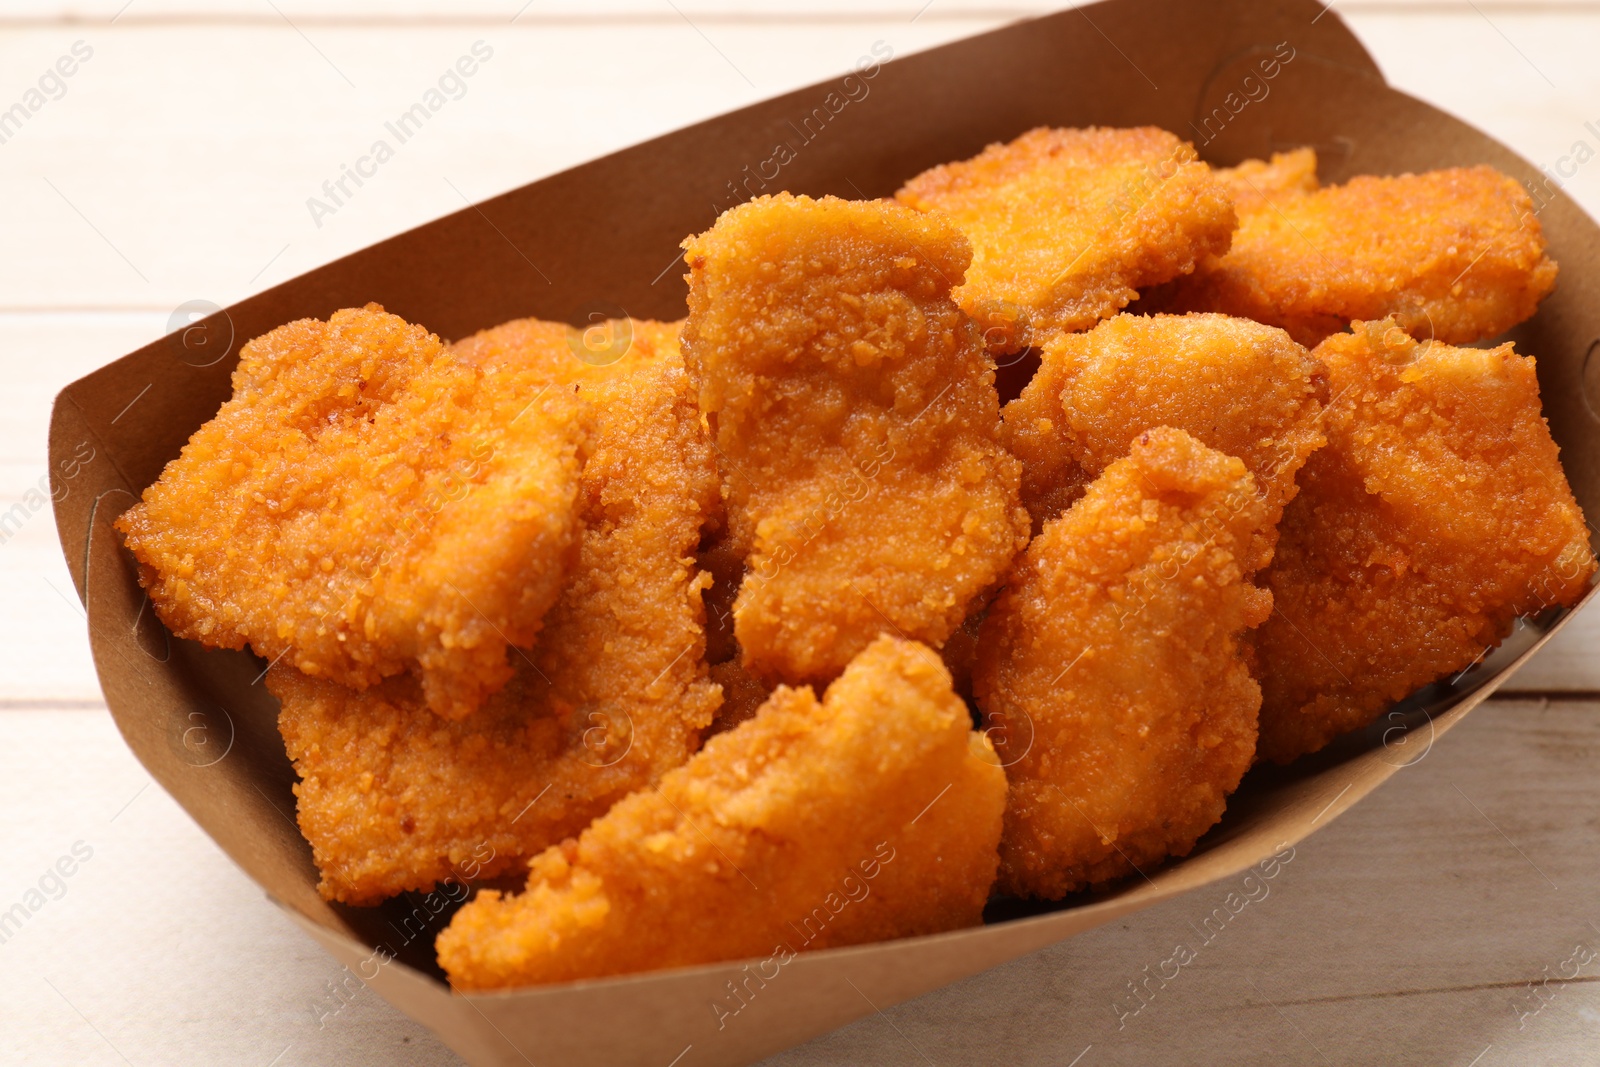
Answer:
1265 974 1600 1009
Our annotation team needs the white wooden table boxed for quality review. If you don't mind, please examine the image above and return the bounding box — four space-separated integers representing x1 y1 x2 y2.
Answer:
3 2 1598 1064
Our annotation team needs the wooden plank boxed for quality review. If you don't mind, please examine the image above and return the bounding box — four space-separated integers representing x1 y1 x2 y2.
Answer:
2 7 1598 1067
769 697 1600 1066
1348 8 1600 173
0 707 461 1066
1 699 1594 1065
0 314 164 704
0 10 1595 310
6 0 1600 20
0 1 1055 22
1497 614 1600 691
0 20 1010 312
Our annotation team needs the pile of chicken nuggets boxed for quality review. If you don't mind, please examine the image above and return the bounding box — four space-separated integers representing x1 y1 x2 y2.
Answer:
118 125 1597 990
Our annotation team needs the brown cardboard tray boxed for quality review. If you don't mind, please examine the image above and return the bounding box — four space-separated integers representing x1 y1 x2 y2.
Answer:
46 0 1600 1063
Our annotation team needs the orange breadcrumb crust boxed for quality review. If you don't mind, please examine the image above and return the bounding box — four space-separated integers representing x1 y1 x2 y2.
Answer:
1255 320 1596 763
681 193 1030 686
450 314 682 381
896 126 1236 349
1165 161 1557 346
974 428 1272 900
1210 148 1319 213
272 347 721 904
117 304 584 719
436 635 1006 989
1001 313 1328 565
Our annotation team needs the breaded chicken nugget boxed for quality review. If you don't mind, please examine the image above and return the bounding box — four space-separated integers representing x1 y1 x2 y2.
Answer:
1001 313 1328 559
436 635 1006 989
896 126 1236 349
1211 148 1319 212
272 355 721 904
118 304 583 720
681 193 1030 686
1164 163 1557 346
450 314 682 381
974 427 1273 900
1255 320 1596 763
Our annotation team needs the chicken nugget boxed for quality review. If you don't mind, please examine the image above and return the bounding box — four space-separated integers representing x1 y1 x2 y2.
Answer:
272 354 721 904
1211 147 1320 212
1164 163 1557 346
118 303 584 719
436 635 1006 989
896 126 1236 349
450 313 682 381
681 193 1030 686
974 427 1273 900
1001 313 1328 563
1255 320 1596 763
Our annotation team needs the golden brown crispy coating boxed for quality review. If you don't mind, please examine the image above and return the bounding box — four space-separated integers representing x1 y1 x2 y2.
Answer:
436 635 1006 989
1164 163 1557 346
896 126 1236 349
118 304 584 719
1211 148 1319 212
1255 321 1596 763
272 354 721 904
681 193 1030 686
1001 313 1328 560
974 427 1272 900
450 314 683 382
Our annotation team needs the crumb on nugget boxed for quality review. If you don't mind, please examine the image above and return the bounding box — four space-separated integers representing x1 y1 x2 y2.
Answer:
1255 320 1596 763
1165 162 1558 346
896 126 1236 349
1001 313 1328 565
273 353 721 904
681 193 1030 687
117 303 584 720
436 635 1006 989
975 427 1272 900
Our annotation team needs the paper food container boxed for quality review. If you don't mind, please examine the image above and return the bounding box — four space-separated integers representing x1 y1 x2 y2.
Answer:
46 0 1600 1063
